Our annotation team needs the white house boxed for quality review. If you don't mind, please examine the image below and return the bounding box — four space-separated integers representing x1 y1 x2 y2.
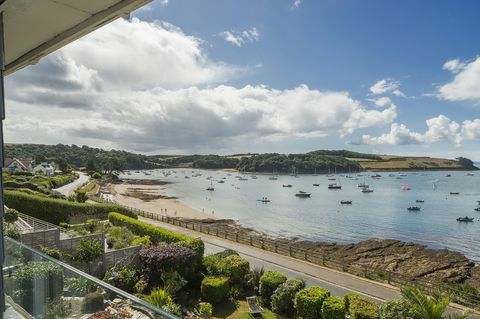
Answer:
3 158 33 174
33 162 55 176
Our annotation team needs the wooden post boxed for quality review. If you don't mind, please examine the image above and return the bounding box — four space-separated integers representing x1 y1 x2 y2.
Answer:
249 236 253 246
235 233 239 242
289 245 293 257
274 243 278 253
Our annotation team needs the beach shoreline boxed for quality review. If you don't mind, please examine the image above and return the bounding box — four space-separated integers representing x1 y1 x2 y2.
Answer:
111 182 218 220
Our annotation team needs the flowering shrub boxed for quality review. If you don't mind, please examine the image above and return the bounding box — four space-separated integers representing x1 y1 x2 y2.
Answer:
88 306 133 319
139 243 196 286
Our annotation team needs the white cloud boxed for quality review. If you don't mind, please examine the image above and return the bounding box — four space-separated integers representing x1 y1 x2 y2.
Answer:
291 0 302 10
368 96 393 108
357 123 423 146
219 27 260 47
438 57 480 102
5 17 398 153
369 78 406 97
354 115 479 146
442 59 466 74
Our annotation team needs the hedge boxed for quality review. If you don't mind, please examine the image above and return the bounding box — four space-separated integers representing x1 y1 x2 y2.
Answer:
108 212 204 258
345 294 379 319
271 278 306 314
294 286 330 319
259 270 288 306
321 296 346 319
4 190 137 224
201 276 230 304
379 300 420 319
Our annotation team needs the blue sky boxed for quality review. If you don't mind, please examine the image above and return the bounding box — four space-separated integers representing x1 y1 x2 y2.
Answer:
5 0 480 159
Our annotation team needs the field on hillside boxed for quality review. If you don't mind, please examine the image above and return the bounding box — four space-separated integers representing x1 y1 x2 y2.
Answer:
358 155 463 170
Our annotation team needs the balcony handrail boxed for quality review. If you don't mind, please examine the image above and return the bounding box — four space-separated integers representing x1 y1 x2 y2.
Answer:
4 237 181 319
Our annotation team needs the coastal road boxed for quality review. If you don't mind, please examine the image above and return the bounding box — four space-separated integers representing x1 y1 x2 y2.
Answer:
53 171 89 196
139 216 480 317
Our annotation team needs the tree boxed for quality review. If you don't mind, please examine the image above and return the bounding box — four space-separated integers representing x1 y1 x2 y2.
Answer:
86 158 97 173
401 287 471 319
57 158 69 173
35 154 47 164
456 157 477 169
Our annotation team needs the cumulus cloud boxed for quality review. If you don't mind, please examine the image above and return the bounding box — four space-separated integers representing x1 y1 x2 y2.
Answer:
354 115 478 146
438 57 480 102
5 17 398 153
369 78 406 97
367 96 393 108
219 27 260 47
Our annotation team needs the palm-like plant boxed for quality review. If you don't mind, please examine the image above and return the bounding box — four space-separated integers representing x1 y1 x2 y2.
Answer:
401 287 471 319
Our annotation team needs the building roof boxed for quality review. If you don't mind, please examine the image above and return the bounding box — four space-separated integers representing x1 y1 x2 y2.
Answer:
4 157 33 169
1 0 151 75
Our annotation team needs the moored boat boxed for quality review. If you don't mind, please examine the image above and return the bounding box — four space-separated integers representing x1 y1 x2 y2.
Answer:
340 200 352 205
450 192 460 195
295 191 311 198
328 183 341 189
407 206 421 211
313 183 320 186
282 184 292 187
456 216 474 222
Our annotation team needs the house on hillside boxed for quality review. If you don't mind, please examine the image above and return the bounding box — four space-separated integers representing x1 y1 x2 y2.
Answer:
33 162 56 176
3 158 33 174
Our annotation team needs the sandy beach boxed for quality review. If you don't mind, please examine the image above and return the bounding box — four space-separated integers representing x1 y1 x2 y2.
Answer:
111 182 217 220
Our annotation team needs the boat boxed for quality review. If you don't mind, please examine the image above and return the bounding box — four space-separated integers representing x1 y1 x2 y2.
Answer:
251 175 258 179
357 182 369 188
466 173 474 176
295 191 311 198
456 216 474 222
184 176 190 179
218 180 225 183
206 180 214 191
328 178 336 181
340 200 352 205
282 184 292 188
401 184 411 191
257 198 271 203
361 187 373 193
371 174 382 179
450 192 460 195
474 207 480 212
445 174 451 177
388 174 395 177
269 168 278 180
238 177 248 181
328 183 341 189
416 200 425 203
399 173 407 177
313 183 320 186
407 206 421 211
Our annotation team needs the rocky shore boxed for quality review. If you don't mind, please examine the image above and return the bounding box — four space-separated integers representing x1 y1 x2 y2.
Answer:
175 217 480 289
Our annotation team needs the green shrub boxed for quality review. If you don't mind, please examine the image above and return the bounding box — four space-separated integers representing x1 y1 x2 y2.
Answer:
271 278 306 314
346 294 379 319
64 277 99 297
92 172 102 179
40 246 62 260
258 270 288 306
4 208 19 223
203 254 223 275
81 291 104 313
379 299 420 319
144 287 172 308
196 302 213 318
221 255 250 284
104 267 139 293
4 224 21 240
4 190 136 224
294 286 330 319
321 296 346 319
109 212 204 257
201 276 230 304
72 239 103 263
75 190 88 203
12 261 63 315
132 235 151 246
161 301 182 316
106 226 135 249
214 249 239 259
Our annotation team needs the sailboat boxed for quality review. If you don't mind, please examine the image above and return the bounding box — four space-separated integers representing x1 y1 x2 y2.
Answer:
206 180 214 191
269 168 278 180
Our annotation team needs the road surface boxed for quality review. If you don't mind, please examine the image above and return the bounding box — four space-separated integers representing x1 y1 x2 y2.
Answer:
53 172 89 196
139 216 479 317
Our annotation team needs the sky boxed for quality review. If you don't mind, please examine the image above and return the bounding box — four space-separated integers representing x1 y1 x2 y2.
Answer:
5 0 480 159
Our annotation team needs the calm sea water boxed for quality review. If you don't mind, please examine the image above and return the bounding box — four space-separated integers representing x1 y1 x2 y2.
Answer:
121 169 480 261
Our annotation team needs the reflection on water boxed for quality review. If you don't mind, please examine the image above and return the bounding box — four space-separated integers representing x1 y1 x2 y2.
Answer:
122 169 480 261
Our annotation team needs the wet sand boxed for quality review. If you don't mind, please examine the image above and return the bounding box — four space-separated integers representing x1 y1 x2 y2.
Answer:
111 183 217 220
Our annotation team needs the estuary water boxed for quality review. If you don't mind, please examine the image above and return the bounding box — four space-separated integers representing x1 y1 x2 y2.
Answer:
122 169 480 261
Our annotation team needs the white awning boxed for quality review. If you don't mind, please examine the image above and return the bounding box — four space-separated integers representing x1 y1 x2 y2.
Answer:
1 0 151 75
